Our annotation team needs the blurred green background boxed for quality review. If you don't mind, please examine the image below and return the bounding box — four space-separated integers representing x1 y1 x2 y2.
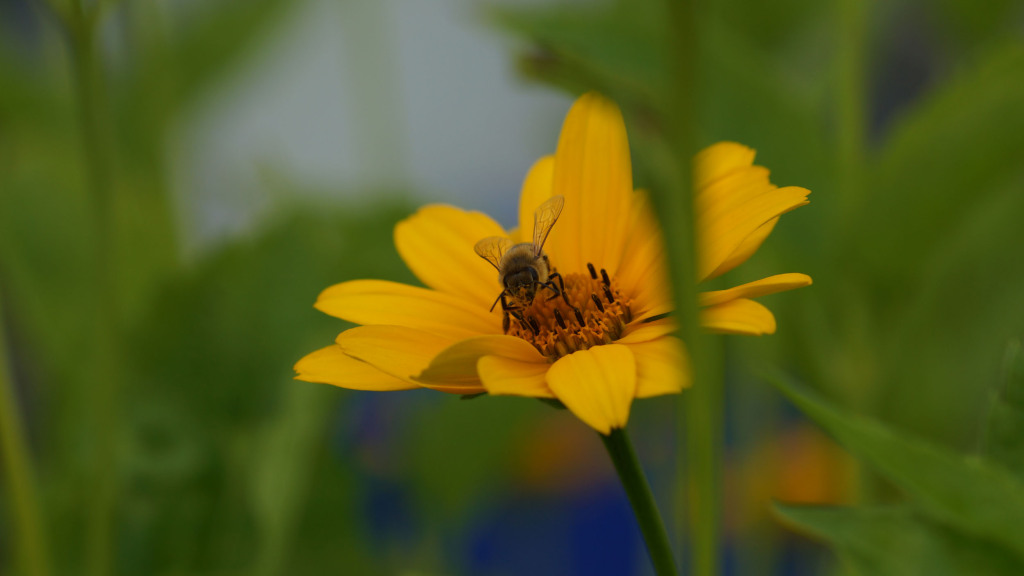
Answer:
1 0 1023 575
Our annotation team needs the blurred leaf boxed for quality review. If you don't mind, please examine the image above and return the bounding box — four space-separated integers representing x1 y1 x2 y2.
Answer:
121 200 413 574
776 504 1024 575
931 0 1023 54
249 380 338 576
494 2 831 227
283 452 379 576
0 45 94 365
862 43 1024 283
127 0 297 116
872 171 1024 445
981 340 1024 479
131 201 410 428
770 374 1024 560
112 0 300 210
0 125 96 369
0 50 63 124
697 17 832 201
405 396 546 522
0 67 107 549
710 0 826 51
492 1 667 113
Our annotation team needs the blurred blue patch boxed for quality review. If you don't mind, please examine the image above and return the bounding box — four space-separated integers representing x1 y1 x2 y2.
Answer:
466 482 647 576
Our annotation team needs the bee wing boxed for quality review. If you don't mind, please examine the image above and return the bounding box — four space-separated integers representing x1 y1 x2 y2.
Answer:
474 236 513 270
532 195 565 257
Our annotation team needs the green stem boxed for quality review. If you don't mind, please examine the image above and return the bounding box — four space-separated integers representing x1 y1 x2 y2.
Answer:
66 3 122 575
657 1 721 575
836 0 867 223
835 0 876 505
0 294 51 576
601 428 679 576
684 359 722 576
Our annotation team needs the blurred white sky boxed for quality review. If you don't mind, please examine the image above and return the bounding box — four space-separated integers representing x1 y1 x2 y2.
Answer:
173 0 572 255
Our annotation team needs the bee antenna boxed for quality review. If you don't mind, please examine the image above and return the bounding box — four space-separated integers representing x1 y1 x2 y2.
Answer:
490 292 504 313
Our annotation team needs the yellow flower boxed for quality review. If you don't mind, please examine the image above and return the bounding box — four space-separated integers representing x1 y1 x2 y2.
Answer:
295 93 811 434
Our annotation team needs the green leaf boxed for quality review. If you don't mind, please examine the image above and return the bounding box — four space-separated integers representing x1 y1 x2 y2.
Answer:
872 172 1024 445
248 381 338 576
932 0 1022 53
981 340 1024 479
132 201 412 429
776 504 1024 576
125 0 297 118
491 1 668 112
493 2 832 221
696 17 832 195
863 43 1024 280
706 0 825 51
770 374 1024 560
121 201 413 572
405 396 546 523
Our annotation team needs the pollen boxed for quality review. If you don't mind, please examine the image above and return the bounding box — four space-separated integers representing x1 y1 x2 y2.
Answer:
507 265 633 361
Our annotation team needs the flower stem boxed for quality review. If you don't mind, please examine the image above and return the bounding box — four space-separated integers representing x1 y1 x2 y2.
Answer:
600 428 679 576
684 365 721 576
836 0 867 222
0 294 51 576
835 0 879 506
66 4 123 575
658 1 721 575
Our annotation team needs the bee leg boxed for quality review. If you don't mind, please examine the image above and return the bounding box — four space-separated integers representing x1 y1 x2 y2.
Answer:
533 278 557 302
498 292 523 334
511 311 537 335
547 272 571 306
508 309 535 334
543 281 560 301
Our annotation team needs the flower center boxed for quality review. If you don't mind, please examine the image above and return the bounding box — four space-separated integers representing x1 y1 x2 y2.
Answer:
507 263 633 360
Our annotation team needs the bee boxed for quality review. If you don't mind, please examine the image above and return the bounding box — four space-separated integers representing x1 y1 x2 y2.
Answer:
475 195 568 333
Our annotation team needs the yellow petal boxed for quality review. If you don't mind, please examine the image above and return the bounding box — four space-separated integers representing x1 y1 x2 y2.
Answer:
707 216 777 278
698 180 810 282
416 335 547 389
619 318 678 344
547 93 634 277
699 273 813 307
478 355 554 398
697 165 773 221
694 141 757 190
517 155 555 245
700 298 777 335
546 344 636 435
315 279 499 339
624 337 691 398
394 204 507 308
335 325 478 393
614 189 672 318
633 301 673 323
294 345 415 391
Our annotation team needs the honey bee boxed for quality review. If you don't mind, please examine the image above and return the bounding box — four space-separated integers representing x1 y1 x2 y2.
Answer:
475 195 567 333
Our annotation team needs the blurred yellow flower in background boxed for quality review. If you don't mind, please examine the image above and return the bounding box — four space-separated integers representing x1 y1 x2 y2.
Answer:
295 93 811 434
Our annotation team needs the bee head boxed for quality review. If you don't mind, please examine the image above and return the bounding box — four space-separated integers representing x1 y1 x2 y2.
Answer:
504 267 540 300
